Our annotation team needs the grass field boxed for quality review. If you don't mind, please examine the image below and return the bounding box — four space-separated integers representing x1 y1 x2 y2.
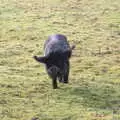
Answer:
0 0 120 119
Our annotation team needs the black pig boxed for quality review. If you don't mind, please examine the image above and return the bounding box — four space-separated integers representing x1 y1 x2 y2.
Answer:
34 34 75 89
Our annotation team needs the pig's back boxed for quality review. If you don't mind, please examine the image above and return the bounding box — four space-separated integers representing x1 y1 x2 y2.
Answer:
44 34 70 56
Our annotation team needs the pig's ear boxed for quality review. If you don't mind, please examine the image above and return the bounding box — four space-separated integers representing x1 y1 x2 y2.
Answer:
33 56 48 64
66 45 76 58
71 45 75 50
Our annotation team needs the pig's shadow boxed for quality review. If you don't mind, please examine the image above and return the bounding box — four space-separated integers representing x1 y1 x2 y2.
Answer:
64 83 119 110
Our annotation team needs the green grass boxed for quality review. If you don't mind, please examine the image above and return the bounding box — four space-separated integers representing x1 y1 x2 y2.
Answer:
0 0 120 119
